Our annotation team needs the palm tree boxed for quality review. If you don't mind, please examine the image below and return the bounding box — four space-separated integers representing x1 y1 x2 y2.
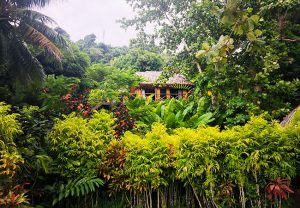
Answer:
0 0 66 99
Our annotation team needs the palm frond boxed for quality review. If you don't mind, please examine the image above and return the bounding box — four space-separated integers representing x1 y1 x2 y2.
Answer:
0 32 10 72
18 12 67 48
15 9 57 25
0 33 45 97
19 23 63 60
13 0 53 8
9 35 45 87
1 29 46 89
0 0 65 100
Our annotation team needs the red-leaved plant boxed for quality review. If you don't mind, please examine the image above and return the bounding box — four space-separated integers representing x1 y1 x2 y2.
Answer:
266 178 294 201
61 84 92 117
113 103 136 138
0 184 30 206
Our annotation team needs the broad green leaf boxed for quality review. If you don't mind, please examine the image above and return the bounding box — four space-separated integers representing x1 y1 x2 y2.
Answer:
202 42 211 51
247 31 256 41
250 15 260 24
254 29 263 37
196 50 207 59
234 25 244 35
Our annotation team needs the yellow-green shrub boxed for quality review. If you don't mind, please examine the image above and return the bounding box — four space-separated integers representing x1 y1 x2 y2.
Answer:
99 116 300 207
48 110 115 178
122 123 173 191
0 102 23 176
174 116 298 207
0 103 27 207
100 123 176 194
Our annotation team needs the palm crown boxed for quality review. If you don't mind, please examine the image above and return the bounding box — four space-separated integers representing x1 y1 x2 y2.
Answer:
0 0 66 92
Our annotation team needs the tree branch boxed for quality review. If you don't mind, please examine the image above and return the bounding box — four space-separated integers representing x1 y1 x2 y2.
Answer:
281 37 300 42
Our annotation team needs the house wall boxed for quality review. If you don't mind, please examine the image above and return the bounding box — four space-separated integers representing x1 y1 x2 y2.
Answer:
131 86 189 100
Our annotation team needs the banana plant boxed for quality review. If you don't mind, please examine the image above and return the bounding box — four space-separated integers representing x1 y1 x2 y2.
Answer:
126 97 215 129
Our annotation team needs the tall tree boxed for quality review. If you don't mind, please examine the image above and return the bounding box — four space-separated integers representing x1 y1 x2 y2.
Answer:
129 32 162 53
121 0 222 72
77 34 97 50
0 0 67 102
37 40 91 78
123 0 300 125
194 0 300 125
111 48 165 71
77 34 129 64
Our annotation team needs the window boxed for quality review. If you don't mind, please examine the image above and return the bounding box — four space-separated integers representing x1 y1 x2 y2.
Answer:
178 90 183 99
143 88 155 100
160 88 166 100
170 89 178 98
170 89 183 99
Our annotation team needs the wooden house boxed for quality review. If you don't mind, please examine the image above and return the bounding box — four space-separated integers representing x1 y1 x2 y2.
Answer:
131 71 193 101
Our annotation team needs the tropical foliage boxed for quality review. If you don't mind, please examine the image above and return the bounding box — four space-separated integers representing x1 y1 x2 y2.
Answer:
51 176 104 206
126 97 214 130
48 111 115 178
87 64 141 105
0 0 67 103
111 48 165 71
0 98 299 207
98 117 300 208
0 0 299 207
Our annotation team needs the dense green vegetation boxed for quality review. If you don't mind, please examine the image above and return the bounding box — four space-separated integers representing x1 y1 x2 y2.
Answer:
0 102 299 207
111 48 166 71
0 0 67 103
0 0 300 207
122 0 300 125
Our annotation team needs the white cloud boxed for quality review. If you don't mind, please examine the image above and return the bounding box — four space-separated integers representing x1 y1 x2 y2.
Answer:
38 0 137 46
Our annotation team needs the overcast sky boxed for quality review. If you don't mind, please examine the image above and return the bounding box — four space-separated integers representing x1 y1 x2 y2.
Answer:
38 0 138 46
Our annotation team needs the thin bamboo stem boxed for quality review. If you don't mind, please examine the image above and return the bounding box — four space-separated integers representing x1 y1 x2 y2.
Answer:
188 179 202 208
157 188 160 208
149 187 152 208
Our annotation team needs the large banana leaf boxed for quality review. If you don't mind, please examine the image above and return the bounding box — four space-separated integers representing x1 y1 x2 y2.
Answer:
126 97 215 129
193 112 215 128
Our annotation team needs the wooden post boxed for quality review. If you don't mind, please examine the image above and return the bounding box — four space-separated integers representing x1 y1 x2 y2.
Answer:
155 87 160 101
166 87 171 99
183 90 188 100
135 88 142 97
130 87 136 96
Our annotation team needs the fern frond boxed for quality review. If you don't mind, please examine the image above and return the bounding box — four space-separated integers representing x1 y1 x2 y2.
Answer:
52 176 104 206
